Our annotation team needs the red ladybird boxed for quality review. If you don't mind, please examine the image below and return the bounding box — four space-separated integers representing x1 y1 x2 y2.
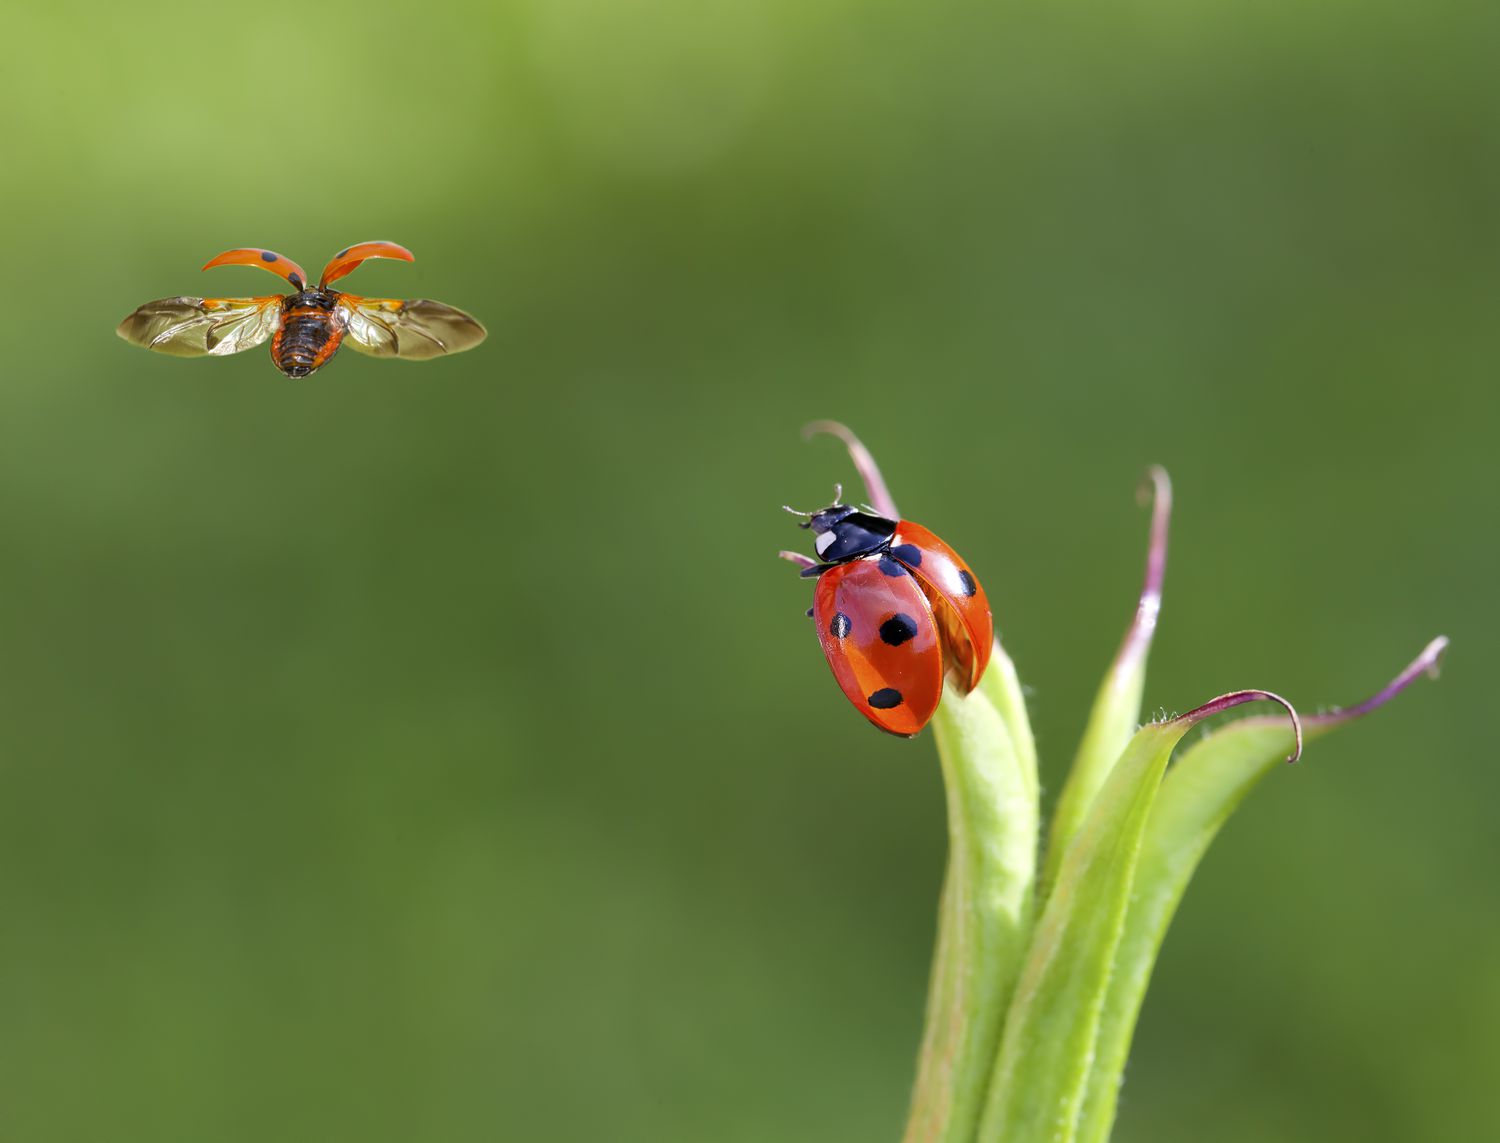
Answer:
790 497 993 736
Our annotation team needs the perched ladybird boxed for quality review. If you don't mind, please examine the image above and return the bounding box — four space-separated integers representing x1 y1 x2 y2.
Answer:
789 494 993 737
116 242 485 377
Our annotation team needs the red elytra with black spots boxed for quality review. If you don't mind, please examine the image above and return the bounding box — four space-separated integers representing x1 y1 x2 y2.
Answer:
793 503 993 737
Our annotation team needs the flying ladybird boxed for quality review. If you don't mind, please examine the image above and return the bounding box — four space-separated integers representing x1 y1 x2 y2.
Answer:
116 242 485 377
789 495 994 737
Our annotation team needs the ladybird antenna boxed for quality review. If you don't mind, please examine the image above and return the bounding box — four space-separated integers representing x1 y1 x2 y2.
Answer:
782 504 817 528
832 483 843 505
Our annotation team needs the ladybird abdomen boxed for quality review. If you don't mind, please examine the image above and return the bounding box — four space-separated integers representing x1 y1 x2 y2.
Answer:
271 296 344 377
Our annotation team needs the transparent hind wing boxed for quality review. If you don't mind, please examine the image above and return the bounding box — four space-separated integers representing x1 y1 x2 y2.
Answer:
116 296 283 357
337 296 487 361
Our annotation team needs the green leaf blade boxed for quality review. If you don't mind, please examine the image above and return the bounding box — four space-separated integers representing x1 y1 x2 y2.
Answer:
1041 469 1171 900
978 639 1039 810
903 682 1038 1143
982 690 1298 1143
979 720 1189 1143
1073 639 1447 1143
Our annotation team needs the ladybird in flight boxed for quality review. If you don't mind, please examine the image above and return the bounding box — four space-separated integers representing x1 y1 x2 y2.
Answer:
788 493 993 737
116 242 485 377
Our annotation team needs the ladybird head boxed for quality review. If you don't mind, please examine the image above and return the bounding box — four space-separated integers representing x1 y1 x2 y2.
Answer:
290 288 337 310
800 502 897 563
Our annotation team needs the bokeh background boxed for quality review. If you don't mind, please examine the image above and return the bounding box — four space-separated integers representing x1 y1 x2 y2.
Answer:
1 2 1495 1140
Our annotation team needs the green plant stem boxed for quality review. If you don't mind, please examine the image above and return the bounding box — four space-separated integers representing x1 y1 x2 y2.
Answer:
979 640 1038 809
902 678 1038 1143
980 720 1187 1143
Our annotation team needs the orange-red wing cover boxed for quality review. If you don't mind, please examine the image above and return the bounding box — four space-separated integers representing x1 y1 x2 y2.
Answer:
813 556 944 737
201 249 308 290
319 241 415 287
889 521 993 693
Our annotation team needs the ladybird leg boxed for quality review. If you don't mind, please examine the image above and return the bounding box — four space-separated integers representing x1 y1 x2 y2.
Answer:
202 248 309 290
778 549 835 577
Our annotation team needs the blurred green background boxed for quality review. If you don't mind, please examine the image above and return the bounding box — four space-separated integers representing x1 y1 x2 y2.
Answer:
1 1 1494 1140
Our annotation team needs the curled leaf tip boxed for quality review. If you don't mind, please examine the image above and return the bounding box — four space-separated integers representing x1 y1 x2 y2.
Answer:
1180 688 1303 763
802 421 899 519
1308 635 1449 726
1422 635 1450 676
778 549 818 570
1115 465 1173 680
1136 464 1169 508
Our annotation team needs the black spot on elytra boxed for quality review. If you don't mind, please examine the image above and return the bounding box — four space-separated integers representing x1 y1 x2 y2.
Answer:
260 251 278 262
867 688 903 709
957 569 977 597
289 273 304 289
880 614 918 646
891 544 923 567
337 247 351 258
878 555 907 577
830 612 852 639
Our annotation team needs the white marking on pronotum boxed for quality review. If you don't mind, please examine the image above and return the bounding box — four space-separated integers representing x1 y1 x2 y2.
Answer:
814 531 837 556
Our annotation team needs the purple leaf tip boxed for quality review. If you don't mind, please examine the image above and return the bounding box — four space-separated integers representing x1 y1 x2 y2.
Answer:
1307 636 1450 726
1179 688 1304 764
1113 466 1173 680
803 421 899 520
